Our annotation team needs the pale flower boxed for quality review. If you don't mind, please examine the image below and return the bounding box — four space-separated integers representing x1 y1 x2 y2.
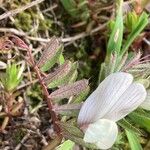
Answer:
78 72 146 149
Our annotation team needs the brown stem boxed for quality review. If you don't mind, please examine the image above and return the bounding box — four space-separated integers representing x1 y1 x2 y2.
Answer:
27 47 61 134
1 116 9 131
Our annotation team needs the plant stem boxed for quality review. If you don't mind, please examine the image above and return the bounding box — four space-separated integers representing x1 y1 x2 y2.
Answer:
1 116 9 131
27 47 61 134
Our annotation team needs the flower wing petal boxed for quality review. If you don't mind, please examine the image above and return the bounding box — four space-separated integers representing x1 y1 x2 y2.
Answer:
78 72 133 125
140 90 150 110
84 119 118 149
104 83 147 121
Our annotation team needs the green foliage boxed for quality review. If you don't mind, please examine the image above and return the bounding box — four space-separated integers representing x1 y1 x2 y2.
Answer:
63 132 98 149
107 0 123 56
3 1 149 149
72 86 90 103
41 48 62 72
129 112 150 132
98 1 149 149
125 11 139 31
60 0 78 17
118 119 143 136
0 64 23 92
58 121 84 138
56 140 75 150
59 54 65 65
38 18 53 31
107 1 148 58
126 130 142 150
59 121 98 149
26 84 44 113
60 0 89 21
108 20 115 33
121 12 148 56
47 62 78 88
100 7 148 82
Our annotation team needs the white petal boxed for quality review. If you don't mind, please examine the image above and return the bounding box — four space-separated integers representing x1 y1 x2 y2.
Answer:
78 72 133 125
140 90 150 110
0 61 6 69
84 119 118 149
104 83 147 121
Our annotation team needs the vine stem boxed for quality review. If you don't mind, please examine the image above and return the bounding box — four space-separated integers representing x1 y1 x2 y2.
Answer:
27 46 61 135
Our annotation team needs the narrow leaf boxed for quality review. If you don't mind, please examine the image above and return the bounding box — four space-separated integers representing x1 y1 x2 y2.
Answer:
60 0 78 17
58 121 84 138
49 79 89 99
121 12 148 56
56 140 75 150
36 37 62 71
129 112 150 132
63 132 97 149
126 130 142 150
47 62 78 88
72 86 90 103
44 61 72 87
107 0 123 55
118 119 143 136
53 104 82 117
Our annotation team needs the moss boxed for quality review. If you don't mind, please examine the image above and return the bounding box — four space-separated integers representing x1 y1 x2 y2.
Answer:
14 11 53 33
38 18 53 31
13 128 26 144
14 12 32 31
5 0 31 10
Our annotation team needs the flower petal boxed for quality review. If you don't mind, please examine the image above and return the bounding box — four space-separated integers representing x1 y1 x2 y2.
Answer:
84 119 118 149
140 90 150 110
78 72 133 125
104 83 147 121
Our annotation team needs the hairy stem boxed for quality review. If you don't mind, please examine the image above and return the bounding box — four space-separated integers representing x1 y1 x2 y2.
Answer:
27 47 61 134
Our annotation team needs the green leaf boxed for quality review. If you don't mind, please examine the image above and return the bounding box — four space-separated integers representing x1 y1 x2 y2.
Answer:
125 11 139 31
98 62 107 83
41 47 62 72
107 0 123 55
118 119 143 136
59 53 65 65
58 121 84 138
60 0 78 17
56 140 75 150
72 86 90 103
44 61 72 88
129 112 150 132
54 103 81 117
50 79 88 99
126 130 142 150
121 12 148 56
0 64 23 92
47 62 78 88
108 20 115 33
60 0 89 21
63 132 97 149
